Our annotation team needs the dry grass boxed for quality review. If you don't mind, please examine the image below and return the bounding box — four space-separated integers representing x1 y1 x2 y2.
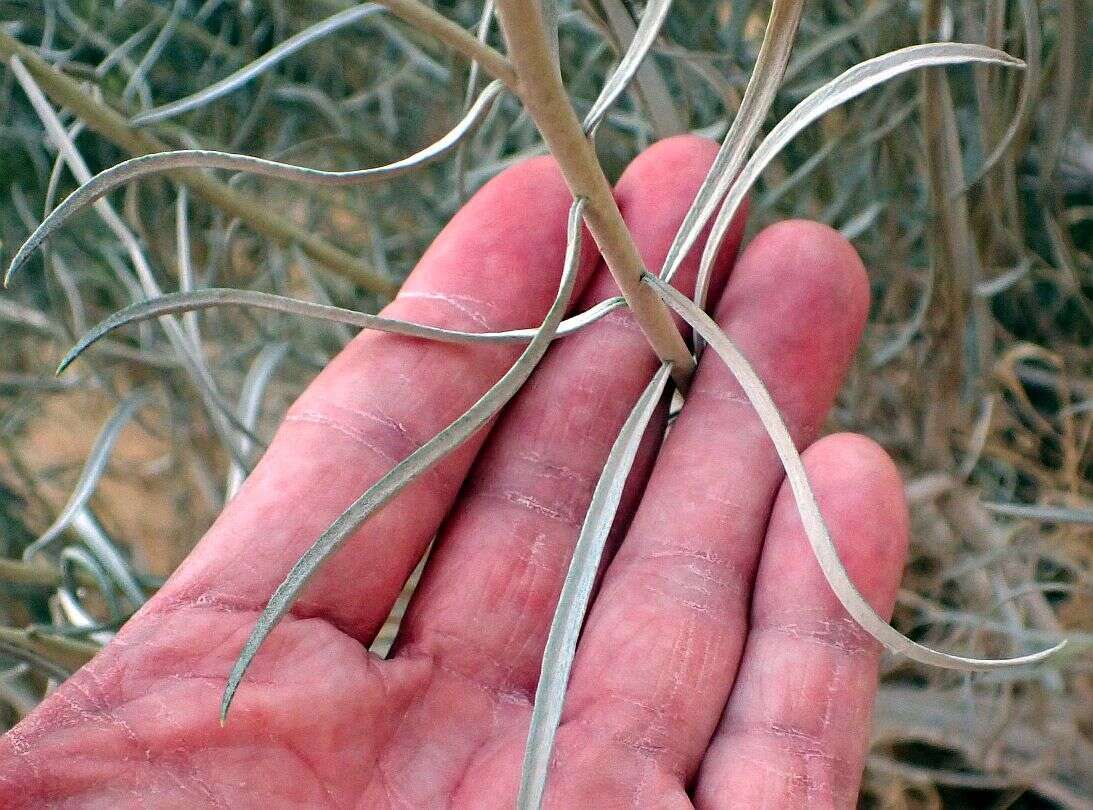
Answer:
0 0 1089 805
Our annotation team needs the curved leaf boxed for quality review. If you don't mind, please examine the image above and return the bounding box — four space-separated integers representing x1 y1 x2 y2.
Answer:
57 288 627 374
221 198 589 722
130 4 386 125
519 362 672 810
6 81 505 286
962 0 1041 189
21 392 149 562
582 0 675 132
226 343 290 500
694 43 1026 308
645 273 1065 671
659 0 805 291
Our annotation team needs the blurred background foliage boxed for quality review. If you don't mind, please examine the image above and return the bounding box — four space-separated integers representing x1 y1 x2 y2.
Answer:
0 0 1089 805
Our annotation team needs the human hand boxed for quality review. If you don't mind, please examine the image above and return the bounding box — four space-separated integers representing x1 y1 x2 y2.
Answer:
0 136 908 808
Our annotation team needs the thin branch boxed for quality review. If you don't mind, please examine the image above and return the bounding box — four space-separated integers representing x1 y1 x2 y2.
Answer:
0 626 99 676
0 558 69 590
0 557 160 593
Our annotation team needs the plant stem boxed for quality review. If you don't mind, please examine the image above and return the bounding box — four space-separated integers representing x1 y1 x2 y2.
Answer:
371 0 518 88
0 626 99 674
0 557 66 589
0 29 397 296
0 556 160 594
494 0 695 388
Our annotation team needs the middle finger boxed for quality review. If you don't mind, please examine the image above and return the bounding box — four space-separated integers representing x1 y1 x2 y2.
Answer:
560 220 871 783
393 136 744 693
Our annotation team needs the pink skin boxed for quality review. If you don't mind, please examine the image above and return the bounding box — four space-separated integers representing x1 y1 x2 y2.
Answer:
0 136 908 808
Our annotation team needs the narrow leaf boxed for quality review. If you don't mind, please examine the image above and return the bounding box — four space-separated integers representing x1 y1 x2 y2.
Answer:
981 503 1093 525
123 0 185 104
6 81 504 286
67 510 147 610
694 43 1027 309
962 0 1041 189
659 0 805 289
221 198 589 722
8 55 249 463
0 626 100 679
519 362 672 810
175 187 201 349
58 289 626 373
21 392 149 566
130 4 386 125
226 343 290 500
782 0 894 84
583 0 676 133
454 0 497 201
56 545 123 643
645 274 1066 671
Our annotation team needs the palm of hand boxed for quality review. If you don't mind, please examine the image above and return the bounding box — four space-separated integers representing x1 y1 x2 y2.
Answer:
0 137 908 809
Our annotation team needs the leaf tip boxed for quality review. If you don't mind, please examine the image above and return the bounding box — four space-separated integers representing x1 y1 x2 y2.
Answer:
5 238 39 287
219 677 239 726
56 349 77 375
219 623 268 727
1040 638 1068 661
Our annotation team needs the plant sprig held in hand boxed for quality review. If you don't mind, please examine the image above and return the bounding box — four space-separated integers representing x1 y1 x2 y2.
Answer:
2 1 1068 807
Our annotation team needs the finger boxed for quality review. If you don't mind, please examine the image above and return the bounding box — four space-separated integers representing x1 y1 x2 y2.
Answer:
559 221 871 781
149 156 601 642
393 135 746 691
693 434 908 809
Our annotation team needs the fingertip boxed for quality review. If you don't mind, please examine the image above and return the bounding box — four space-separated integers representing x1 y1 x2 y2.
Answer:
733 219 869 325
616 134 721 192
464 154 573 225
714 220 870 402
611 136 747 303
704 220 869 441
804 433 906 523
798 432 909 615
698 432 905 807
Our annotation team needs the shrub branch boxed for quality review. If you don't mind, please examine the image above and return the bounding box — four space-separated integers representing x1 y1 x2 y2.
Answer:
494 0 696 388
371 0 518 88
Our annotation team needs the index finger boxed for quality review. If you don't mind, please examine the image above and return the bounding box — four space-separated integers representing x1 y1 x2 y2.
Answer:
147 157 601 643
